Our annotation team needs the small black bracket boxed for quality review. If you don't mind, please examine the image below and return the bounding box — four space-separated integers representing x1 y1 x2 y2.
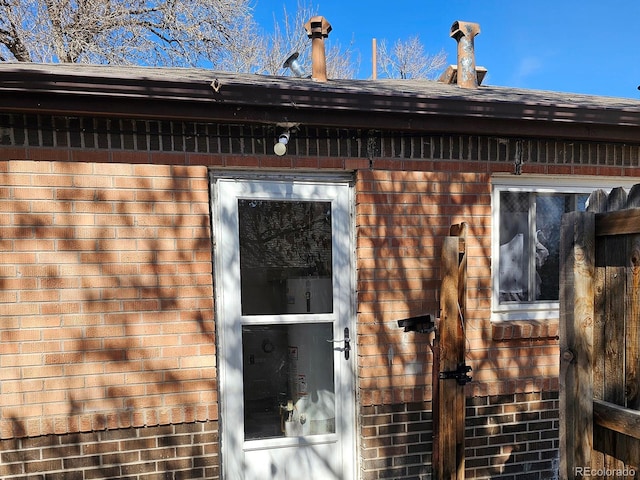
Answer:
397 314 435 334
439 363 473 385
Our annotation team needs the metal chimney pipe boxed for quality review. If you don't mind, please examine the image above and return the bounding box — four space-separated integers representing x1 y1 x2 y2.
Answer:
450 21 481 89
304 16 332 82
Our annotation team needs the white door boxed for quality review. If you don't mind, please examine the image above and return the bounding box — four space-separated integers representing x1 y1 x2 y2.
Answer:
212 176 356 480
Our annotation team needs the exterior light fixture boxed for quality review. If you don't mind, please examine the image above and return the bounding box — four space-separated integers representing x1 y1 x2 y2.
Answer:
283 52 307 78
274 131 290 156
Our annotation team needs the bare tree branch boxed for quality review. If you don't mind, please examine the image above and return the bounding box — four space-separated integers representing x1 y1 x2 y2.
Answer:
0 0 33 61
0 0 257 67
326 36 360 80
0 0 443 82
377 35 447 80
249 1 359 79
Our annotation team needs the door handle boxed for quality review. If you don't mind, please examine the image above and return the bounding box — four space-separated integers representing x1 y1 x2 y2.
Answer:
343 327 350 360
327 327 350 360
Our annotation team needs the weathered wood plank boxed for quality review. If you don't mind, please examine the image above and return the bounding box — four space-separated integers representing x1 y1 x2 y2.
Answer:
456 223 467 326
594 423 640 472
604 235 626 404
595 397 640 471
594 399 640 440
559 210 595 479
595 208 640 237
587 189 608 213
592 231 607 473
603 233 628 473
437 235 463 480
449 222 466 254
433 225 468 480
455 224 467 480
626 234 640 411
431 333 441 477
627 184 640 209
563 184 640 475
607 186 628 212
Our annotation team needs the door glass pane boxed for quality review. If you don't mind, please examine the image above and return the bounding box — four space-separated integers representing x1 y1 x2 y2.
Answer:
242 323 336 440
238 200 333 315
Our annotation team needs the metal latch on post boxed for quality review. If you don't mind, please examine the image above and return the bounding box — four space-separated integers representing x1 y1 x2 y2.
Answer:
439 363 473 385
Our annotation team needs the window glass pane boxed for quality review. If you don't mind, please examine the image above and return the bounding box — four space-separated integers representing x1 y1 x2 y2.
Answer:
535 193 588 301
499 192 530 302
535 194 566 301
498 191 589 306
238 200 333 315
242 323 335 440
577 194 588 212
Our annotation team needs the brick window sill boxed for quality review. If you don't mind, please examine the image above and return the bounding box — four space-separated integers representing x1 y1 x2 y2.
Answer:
492 319 559 341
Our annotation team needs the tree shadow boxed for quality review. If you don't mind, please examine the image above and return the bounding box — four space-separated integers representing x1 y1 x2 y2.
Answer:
0 161 217 477
1 122 566 479
355 159 561 478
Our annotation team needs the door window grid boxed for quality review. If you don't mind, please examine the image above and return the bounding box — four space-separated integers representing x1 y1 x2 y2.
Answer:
237 199 337 440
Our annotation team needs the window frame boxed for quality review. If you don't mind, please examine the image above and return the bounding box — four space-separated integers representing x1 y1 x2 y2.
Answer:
491 174 637 323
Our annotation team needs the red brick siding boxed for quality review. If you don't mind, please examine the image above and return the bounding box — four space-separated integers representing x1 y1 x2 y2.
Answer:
0 160 215 439
360 401 433 480
354 165 567 407
4 114 640 479
0 422 219 479
465 392 559 479
356 168 501 405
358 392 559 480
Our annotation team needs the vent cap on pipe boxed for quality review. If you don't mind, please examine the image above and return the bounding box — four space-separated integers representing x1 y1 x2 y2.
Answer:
439 20 485 89
304 16 332 82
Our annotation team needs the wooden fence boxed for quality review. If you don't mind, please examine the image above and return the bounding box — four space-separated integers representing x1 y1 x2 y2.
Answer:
560 186 640 479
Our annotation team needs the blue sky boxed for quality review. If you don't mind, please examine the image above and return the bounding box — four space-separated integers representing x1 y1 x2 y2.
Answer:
252 1 640 99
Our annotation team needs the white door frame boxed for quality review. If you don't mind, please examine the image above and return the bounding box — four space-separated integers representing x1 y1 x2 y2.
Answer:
211 173 357 480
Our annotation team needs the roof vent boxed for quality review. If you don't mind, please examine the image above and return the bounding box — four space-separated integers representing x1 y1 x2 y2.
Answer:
283 52 308 78
438 21 486 88
304 16 332 82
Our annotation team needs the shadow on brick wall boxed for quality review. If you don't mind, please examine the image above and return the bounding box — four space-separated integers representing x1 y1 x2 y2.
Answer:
356 167 560 479
0 162 219 478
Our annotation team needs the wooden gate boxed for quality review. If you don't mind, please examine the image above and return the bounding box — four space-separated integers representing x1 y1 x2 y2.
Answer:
397 223 469 479
433 223 469 480
560 187 640 479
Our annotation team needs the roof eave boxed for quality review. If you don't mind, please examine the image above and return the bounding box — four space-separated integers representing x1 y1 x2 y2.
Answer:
0 65 639 143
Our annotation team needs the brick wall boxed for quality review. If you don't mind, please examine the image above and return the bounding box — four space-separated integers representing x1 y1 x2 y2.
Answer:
465 392 559 480
3 115 640 479
0 422 219 479
360 401 433 480
5 113 640 173
0 159 216 445
355 167 562 479
358 393 559 480
356 168 516 403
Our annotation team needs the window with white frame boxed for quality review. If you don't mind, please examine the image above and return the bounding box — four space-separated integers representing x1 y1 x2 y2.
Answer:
492 176 635 322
